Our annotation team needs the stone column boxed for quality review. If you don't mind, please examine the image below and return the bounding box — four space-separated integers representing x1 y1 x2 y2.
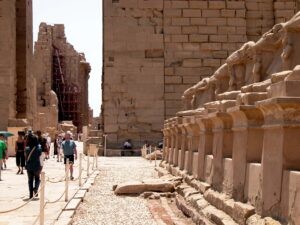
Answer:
173 117 182 167
257 99 300 217
227 105 264 202
256 79 300 217
168 122 176 164
162 122 170 162
209 112 233 193
178 125 187 171
185 116 200 175
196 114 213 181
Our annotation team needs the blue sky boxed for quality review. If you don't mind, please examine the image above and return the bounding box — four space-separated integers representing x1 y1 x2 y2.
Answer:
33 0 102 116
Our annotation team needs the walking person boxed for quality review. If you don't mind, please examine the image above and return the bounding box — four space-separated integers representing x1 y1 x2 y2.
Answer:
15 132 26 174
0 134 7 181
61 131 77 180
36 131 48 167
54 134 58 160
25 129 41 199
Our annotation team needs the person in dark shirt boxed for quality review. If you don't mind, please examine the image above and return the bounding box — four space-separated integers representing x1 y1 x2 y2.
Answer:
15 132 26 174
25 129 41 199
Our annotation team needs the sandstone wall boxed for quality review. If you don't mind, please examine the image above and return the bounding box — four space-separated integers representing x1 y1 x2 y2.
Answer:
0 0 17 129
164 0 298 118
103 0 299 148
33 23 91 133
103 0 165 148
0 0 34 130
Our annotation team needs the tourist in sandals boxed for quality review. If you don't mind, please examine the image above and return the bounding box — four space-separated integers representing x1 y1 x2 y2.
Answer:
15 132 26 174
62 131 77 180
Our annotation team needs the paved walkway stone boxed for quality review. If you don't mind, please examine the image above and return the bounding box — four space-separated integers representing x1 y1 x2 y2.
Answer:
72 157 159 225
0 142 96 225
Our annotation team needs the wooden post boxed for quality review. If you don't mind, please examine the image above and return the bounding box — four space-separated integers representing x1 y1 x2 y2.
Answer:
87 151 90 176
154 147 157 167
65 159 69 202
79 153 82 187
96 149 98 170
150 145 152 163
40 172 45 225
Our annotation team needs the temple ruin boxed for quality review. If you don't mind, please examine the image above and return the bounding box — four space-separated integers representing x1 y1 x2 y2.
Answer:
0 0 35 130
162 10 300 225
0 1 91 153
102 0 300 148
33 23 91 133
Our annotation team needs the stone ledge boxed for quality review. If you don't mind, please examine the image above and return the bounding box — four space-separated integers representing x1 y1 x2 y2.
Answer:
159 161 280 225
65 198 82 211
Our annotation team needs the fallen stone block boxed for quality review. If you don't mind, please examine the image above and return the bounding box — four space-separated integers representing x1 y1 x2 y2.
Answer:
204 189 231 213
202 205 238 225
246 215 282 225
233 202 255 225
155 167 169 177
114 180 175 195
175 194 214 225
190 179 210 194
145 150 163 160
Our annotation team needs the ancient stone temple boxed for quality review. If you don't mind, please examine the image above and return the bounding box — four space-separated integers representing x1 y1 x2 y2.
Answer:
102 0 300 148
33 23 91 133
0 0 35 130
162 11 300 225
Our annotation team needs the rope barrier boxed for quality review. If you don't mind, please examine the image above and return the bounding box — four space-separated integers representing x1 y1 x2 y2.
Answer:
0 150 99 225
46 190 66 204
0 183 45 214
46 176 66 183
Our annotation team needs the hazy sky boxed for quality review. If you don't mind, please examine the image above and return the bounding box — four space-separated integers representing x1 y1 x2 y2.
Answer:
33 0 102 116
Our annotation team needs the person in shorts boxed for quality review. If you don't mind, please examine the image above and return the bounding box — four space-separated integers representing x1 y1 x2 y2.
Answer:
61 132 77 180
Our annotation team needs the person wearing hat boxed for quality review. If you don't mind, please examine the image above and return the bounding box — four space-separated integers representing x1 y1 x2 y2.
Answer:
61 131 77 180
0 134 7 181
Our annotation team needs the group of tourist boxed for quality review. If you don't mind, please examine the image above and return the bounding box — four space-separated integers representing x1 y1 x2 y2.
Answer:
0 129 77 199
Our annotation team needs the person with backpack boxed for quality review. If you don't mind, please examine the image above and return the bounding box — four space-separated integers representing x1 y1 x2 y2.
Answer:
61 131 77 180
25 129 41 199
36 131 48 168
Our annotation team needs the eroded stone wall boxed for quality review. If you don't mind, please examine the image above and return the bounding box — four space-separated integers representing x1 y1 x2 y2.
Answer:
33 23 91 133
0 0 34 130
103 0 299 148
103 0 165 148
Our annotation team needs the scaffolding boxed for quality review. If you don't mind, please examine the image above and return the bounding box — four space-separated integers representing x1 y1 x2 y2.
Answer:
52 47 80 129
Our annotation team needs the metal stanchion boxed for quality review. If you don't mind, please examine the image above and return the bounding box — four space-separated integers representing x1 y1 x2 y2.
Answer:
87 151 90 176
40 172 45 225
65 159 69 202
79 153 82 187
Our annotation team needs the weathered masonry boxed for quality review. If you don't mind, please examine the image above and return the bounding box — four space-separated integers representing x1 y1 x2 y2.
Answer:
102 0 300 148
0 0 35 129
162 11 300 225
34 23 91 133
